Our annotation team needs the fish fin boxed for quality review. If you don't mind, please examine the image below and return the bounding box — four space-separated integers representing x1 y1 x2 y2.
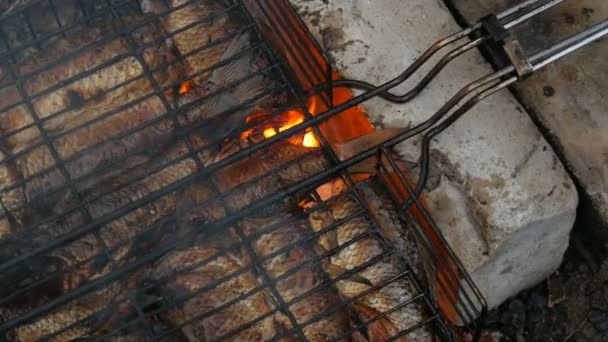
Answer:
332 128 406 161
324 263 374 287
196 33 268 141
351 302 405 342
204 32 259 91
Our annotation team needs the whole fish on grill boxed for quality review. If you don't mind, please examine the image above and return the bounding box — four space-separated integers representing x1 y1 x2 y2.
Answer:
241 214 351 341
199 128 404 219
150 227 295 341
12 29 265 215
309 194 432 342
0 16 184 151
0 139 201 302
0 15 185 212
0 281 155 341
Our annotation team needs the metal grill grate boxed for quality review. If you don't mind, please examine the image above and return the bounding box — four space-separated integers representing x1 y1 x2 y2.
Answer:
0 0 459 340
0 0 605 340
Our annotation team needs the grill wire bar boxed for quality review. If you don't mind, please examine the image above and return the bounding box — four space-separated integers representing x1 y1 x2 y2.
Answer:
0 0 604 341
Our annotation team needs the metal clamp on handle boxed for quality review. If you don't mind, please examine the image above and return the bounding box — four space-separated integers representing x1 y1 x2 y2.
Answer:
480 14 533 78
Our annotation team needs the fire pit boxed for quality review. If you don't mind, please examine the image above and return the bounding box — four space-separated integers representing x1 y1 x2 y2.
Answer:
0 0 604 340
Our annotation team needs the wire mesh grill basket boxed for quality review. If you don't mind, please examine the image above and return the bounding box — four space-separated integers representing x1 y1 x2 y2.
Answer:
0 0 604 340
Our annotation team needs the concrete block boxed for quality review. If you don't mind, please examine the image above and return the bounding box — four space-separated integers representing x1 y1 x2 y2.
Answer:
447 0 608 240
291 0 578 309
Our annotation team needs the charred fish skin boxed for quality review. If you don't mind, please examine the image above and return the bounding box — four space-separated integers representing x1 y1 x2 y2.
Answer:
9 29 265 209
0 146 200 341
309 194 431 342
241 214 351 342
16 94 178 216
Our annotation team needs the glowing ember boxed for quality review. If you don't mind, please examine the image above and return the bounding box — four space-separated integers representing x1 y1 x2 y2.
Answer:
263 128 276 138
179 81 192 95
303 131 320 148
241 102 321 148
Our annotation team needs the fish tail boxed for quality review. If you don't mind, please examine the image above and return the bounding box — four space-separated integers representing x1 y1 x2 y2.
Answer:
206 31 267 100
196 32 269 141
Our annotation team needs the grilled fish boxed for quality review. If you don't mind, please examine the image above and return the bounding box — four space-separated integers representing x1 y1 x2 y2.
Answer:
0 142 200 340
151 228 295 341
0 140 201 302
241 214 350 341
1 278 172 342
0 16 184 211
0 282 138 341
16 93 176 214
169 138 317 234
309 194 429 342
0 17 183 151
153 130 400 340
161 126 397 227
175 30 270 144
13 29 264 214
141 0 239 85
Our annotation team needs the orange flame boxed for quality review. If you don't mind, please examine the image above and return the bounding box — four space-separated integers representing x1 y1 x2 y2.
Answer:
241 97 321 148
179 81 192 95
